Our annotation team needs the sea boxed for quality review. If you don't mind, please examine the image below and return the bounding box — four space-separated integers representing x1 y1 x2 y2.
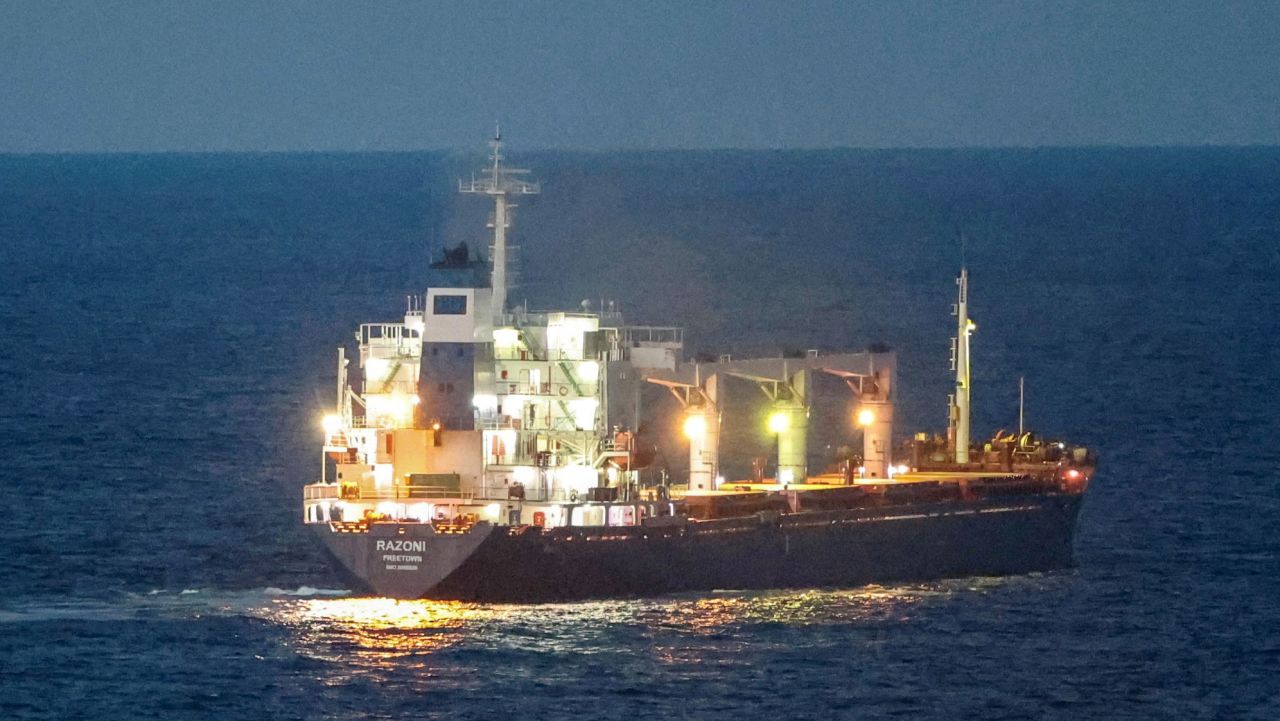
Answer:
0 147 1277 720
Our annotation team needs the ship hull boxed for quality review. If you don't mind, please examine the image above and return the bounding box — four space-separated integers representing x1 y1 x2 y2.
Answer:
311 493 1083 602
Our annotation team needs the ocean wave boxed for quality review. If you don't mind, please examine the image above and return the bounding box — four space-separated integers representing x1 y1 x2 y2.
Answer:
0 600 139 624
261 586 351 598
0 586 351 624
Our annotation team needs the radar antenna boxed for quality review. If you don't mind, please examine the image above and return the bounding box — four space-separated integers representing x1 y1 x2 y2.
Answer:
459 129 540 321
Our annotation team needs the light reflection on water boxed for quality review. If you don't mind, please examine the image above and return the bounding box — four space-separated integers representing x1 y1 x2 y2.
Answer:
0 575 1075 715
256 577 1050 675
266 597 478 663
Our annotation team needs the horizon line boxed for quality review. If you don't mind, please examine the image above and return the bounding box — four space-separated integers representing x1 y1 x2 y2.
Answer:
4 142 1280 157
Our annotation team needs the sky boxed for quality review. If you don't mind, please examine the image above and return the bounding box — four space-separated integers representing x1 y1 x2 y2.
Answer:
3 0 1279 152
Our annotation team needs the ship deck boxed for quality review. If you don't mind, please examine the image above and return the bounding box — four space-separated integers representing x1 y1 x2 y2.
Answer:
683 470 1029 497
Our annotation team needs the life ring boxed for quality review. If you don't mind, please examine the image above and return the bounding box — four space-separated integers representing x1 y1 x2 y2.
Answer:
569 490 579 502
559 386 568 396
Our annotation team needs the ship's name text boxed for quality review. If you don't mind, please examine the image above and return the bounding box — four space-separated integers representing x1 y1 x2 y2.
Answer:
376 540 427 553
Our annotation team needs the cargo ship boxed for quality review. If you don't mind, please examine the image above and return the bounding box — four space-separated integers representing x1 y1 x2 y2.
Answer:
302 134 1095 602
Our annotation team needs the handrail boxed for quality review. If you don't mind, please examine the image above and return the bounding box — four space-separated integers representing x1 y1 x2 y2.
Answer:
344 487 475 501
303 482 474 502
618 326 684 344
304 483 340 500
493 381 598 397
476 416 595 432
493 348 590 361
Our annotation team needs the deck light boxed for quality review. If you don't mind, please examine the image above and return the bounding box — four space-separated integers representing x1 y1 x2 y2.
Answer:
682 414 707 440
768 411 790 434
857 408 876 427
322 414 342 435
493 327 520 346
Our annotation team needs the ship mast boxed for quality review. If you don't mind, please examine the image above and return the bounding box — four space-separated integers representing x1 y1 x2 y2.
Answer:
950 267 975 463
458 125 540 322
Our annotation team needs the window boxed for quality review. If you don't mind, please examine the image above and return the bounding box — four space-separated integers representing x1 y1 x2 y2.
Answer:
433 294 468 315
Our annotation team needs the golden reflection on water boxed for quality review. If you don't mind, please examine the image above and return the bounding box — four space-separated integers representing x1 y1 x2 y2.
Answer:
283 597 480 630
622 585 944 669
268 597 483 662
658 584 933 632
260 577 1026 674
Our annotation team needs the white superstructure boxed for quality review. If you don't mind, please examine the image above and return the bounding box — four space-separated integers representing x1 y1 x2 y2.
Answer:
304 134 908 532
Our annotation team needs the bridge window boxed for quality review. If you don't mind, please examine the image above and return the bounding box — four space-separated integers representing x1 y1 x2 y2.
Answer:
433 294 468 315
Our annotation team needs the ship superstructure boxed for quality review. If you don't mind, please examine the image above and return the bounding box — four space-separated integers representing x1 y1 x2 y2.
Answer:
302 135 1095 601
309 134 687 531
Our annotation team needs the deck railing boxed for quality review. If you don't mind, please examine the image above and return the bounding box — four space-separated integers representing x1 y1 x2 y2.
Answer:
304 483 340 500
304 483 475 502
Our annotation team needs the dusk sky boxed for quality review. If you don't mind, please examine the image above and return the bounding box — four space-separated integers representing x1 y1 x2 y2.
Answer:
4 0 1279 152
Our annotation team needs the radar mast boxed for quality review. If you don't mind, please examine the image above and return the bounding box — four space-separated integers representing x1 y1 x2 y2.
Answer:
459 126 540 321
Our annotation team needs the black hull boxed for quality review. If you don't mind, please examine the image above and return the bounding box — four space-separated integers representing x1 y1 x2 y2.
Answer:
312 493 1083 602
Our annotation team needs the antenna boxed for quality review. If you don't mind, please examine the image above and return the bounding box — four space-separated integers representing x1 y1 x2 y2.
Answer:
1018 376 1025 437
459 130 540 322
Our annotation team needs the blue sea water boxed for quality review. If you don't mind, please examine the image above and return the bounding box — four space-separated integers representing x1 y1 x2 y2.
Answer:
0 148 1277 719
